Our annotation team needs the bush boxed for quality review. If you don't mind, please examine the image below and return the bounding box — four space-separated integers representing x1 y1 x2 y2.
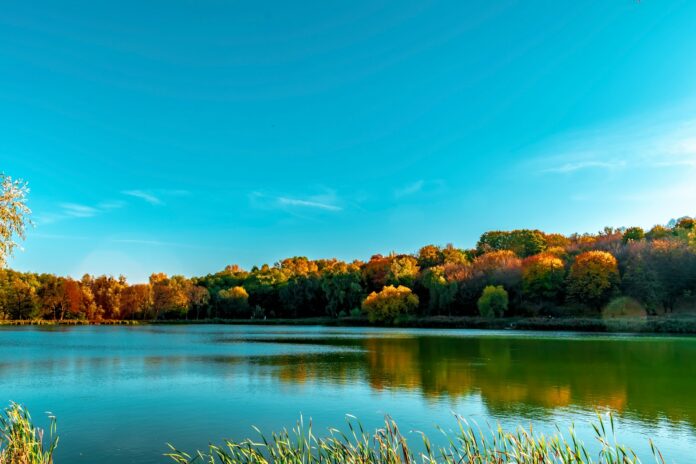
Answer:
361 285 419 323
602 297 647 319
477 285 508 318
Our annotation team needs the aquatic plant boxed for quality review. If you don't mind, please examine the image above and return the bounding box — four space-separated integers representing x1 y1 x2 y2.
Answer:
0 403 57 464
166 413 665 464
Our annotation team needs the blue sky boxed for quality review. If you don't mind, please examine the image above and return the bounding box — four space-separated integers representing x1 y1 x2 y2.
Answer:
3 0 696 282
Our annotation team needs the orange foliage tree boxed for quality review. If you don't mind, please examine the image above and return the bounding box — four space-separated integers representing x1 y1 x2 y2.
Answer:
566 251 619 310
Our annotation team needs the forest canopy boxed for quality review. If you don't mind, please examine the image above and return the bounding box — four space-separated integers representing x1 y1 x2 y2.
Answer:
2 220 696 322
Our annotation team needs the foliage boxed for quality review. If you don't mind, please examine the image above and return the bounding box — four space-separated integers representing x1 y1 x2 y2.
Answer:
477 285 508 318
167 413 661 464
602 297 647 319
622 227 645 244
386 255 419 287
0 174 32 268
477 229 547 258
362 285 418 323
0 403 57 464
2 214 696 322
522 253 565 302
567 251 620 310
217 286 250 318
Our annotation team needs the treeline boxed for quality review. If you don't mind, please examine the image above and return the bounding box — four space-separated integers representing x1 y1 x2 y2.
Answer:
1 218 696 323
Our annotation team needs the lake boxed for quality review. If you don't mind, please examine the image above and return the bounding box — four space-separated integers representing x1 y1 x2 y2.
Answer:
0 325 694 462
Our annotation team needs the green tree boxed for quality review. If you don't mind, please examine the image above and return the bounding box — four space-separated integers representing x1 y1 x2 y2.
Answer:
622 227 645 244
477 285 508 318
477 230 546 258
320 263 363 318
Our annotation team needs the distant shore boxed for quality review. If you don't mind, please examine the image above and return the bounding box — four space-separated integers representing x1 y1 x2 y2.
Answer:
3 315 696 334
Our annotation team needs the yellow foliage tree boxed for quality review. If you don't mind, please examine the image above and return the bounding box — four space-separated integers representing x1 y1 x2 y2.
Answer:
362 285 419 323
567 251 619 310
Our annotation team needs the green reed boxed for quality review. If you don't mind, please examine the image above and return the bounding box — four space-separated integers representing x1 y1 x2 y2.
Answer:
166 413 666 464
0 403 58 464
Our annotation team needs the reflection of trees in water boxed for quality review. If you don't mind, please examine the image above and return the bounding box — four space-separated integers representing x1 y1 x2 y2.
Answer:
259 335 696 429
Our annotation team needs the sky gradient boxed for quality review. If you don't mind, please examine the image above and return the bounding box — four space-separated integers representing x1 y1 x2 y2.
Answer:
3 0 696 282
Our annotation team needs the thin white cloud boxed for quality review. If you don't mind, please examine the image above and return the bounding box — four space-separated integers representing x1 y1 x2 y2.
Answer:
59 203 99 218
394 180 425 198
530 117 696 175
277 197 342 211
250 191 342 213
98 200 126 210
122 190 162 205
542 160 627 173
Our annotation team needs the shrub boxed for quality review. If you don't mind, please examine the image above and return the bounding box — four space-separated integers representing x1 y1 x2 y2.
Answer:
602 297 647 319
361 285 419 323
477 285 508 318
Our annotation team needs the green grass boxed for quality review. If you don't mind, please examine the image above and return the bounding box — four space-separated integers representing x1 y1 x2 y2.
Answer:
0 403 57 464
0 402 667 463
166 413 665 464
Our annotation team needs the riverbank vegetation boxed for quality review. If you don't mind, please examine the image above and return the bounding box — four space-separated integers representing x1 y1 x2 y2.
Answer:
167 414 663 464
0 403 57 464
2 218 696 327
0 401 664 464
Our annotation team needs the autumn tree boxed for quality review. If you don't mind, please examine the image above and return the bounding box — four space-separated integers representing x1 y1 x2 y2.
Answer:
386 255 419 287
38 274 67 320
149 273 188 319
187 285 210 319
217 286 249 318
120 284 153 320
362 285 419 323
0 174 32 268
90 275 126 319
417 245 444 268
522 253 566 302
566 251 620 310
361 255 392 292
645 225 671 241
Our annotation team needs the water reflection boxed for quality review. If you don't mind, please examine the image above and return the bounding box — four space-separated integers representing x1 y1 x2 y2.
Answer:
0 326 694 463
243 333 696 428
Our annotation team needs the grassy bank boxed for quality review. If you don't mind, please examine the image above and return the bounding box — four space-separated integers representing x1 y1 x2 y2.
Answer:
0 319 142 326
3 315 696 334
1 402 663 463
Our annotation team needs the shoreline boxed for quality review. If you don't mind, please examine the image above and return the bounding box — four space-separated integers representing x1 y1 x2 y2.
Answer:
2 315 696 334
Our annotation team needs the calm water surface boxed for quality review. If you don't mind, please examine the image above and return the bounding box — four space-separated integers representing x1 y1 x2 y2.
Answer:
1 325 694 463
